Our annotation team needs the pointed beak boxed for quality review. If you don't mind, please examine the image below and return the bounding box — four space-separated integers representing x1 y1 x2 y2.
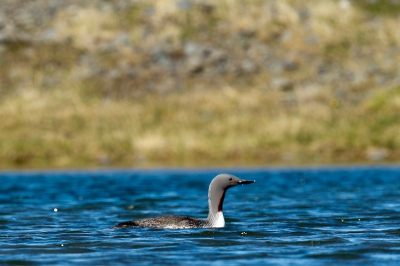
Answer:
238 179 255 185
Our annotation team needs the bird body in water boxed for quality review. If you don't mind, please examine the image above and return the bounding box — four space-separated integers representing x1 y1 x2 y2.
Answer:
112 174 255 229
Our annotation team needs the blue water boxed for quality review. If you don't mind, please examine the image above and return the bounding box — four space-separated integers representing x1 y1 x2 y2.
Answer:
1 166 400 265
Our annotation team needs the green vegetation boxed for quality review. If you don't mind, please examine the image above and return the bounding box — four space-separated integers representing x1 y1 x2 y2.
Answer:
354 0 400 16
0 0 400 169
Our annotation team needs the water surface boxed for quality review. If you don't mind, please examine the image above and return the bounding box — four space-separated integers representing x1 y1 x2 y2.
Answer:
1 166 400 265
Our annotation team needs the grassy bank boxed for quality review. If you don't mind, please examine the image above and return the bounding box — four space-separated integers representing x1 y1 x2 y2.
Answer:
1 83 399 169
1 0 400 169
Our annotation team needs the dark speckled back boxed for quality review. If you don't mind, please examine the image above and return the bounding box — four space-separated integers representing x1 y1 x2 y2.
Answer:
114 216 210 229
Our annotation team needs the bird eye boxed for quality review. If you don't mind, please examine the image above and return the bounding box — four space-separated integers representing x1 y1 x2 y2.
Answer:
229 177 232 181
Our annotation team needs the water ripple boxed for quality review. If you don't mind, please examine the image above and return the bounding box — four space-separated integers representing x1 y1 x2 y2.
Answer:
1 166 400 265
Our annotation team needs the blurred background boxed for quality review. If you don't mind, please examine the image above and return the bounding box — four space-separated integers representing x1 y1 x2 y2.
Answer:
0 0 399 169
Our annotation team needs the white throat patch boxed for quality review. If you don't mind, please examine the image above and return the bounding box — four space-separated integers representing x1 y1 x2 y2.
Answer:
211 212 225 228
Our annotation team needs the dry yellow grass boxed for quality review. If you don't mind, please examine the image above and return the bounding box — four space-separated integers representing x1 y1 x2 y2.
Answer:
1 79 400 169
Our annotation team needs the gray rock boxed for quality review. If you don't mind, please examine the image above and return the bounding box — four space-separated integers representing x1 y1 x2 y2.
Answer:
186 56 204 74
241 59 257 73
40 28 59 42
183 42 227 75
283 60 299 72
271 77 294 91
176 0 193 10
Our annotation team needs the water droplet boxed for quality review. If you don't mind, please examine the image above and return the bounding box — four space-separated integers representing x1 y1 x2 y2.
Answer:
54 208 58 212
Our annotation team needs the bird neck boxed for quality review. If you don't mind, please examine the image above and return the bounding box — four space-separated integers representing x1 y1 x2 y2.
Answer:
207 187 226 227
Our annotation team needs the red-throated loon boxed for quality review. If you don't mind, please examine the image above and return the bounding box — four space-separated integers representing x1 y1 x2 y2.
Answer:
112 174 255 229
